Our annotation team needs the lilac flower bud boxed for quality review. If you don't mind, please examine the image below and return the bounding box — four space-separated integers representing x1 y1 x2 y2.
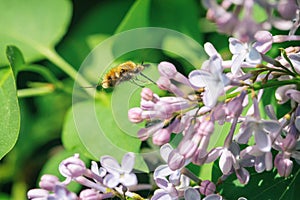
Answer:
140 99 155 110
27 189 49 199
198 120 214 136
79 188 113 200
128 108 143 123
253 31 273 54
168 150 185 170
142 103 173 120
59 154 86 178
277 0 298 20
199 180 216 196
158 61 177 77
274 153 293 177
178 138 198 159
225 91 246 117
283 130 298 151
157 77 185 97
39 174 59 191
152 128 172 145
137 122 164 141
141 87 154 101
286 89 300 103
167 116 184 133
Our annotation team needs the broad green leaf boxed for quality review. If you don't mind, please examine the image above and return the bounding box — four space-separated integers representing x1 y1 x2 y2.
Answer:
150 0 203 43
162 34 207 70
0 65 20 159
0 0 72 66
115 0 151 33
260 87 290 119
212 162 300 199
62 106 94 159
63 98 148 172
6 46 25 77
57 0 134 68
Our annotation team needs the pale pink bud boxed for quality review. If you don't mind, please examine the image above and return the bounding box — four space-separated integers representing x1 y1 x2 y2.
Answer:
128 108 143 123
152 128 171 145
39 174 59 191
141 88 154 101
27 189 49 199
59 154 86 178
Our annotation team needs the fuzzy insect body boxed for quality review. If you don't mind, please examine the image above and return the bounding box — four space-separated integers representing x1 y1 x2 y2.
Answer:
101 61 145 88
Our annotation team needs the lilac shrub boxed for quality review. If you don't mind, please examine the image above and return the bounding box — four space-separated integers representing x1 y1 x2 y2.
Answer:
28 0 300 199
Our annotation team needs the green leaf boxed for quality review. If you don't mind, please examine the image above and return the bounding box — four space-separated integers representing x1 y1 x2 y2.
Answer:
150 0 203 43
0 0 72 66
0 65 20 160
57 0 134 68
260 87 290 119
63 98 148 172
6 45 25 77
213 163 300 199
162 34 207 69
115 0 151 33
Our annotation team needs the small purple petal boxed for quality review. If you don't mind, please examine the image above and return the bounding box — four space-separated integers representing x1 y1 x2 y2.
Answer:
155 177 169 189
255 130 271 152
205 147 224 163
151 190 172 200
154 165 174 179
235 125 253 144
219 149 233 175
169 170 181 186
262 120 281 134
121 152 135 173
103 173 119 188
246 47 261 64
160 143 174 162
254 155 265 173
121 173 138 186
184 188 201 200
236 168 250 184
27 189 49 199
168 150 185 170
100 156 122 175
231 53 246 75
229 38 245 54
203 194 223 200
204 42 220 57
189 70 214 88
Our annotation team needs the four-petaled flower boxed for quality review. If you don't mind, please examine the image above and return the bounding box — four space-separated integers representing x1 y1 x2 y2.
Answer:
100 152 137 188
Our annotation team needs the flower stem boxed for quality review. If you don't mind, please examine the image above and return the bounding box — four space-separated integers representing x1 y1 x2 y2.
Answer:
17 85 55 98
38 46 94 97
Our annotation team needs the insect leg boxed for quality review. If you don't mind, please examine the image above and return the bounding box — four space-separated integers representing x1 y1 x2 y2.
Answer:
130 79 145 88
139 72 156 85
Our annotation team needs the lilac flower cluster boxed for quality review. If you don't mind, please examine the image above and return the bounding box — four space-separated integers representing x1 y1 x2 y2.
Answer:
27 1 300 199
203 0 300 42
128 20 300 199
27 153 143 200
